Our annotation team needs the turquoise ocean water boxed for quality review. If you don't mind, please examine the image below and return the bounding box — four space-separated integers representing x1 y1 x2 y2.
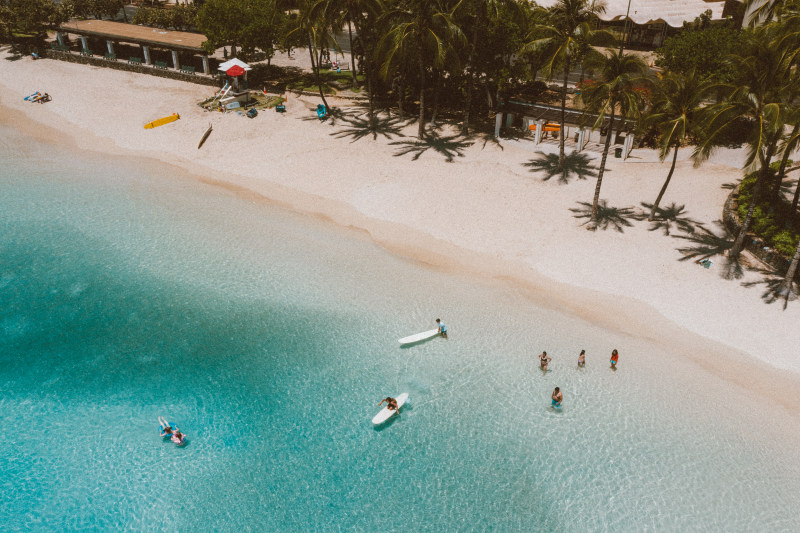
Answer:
2 124 800 531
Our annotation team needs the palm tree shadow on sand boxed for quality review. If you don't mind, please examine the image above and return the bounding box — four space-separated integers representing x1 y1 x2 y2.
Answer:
741 267 798 309
300 105 348 126
638 202 706 236
570 200 637 232
390 132 471 162
524 151 598 184
671 221 743 279
331 113 410 142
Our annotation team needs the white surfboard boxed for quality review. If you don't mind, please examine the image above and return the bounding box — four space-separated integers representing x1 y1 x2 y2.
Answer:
398 329 439 345
372 393 409 425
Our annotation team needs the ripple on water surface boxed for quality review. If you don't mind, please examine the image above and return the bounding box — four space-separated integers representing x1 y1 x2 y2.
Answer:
1 127 799 531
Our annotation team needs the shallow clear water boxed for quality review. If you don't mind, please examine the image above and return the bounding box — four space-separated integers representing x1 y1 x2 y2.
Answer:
2 125 799 531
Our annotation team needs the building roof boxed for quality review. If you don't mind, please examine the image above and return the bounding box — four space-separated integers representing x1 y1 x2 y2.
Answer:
218 58 252 72
535 0 728 28
58 20 207 52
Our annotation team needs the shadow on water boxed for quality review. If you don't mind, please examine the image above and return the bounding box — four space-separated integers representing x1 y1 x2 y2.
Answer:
399 336 440 350
523 151 598 184
569 200 637 232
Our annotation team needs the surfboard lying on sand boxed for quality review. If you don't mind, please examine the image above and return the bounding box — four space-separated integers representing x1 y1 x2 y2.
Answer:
372 393 409 425
398 329 439 345
197 123 212 149
144 113 180 129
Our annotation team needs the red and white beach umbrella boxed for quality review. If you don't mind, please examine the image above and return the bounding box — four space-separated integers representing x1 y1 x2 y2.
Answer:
226 65 246 77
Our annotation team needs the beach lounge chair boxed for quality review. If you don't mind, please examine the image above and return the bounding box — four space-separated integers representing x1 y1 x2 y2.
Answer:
104 53 116 61
316 104 327 118
154 61 168 70
276 104 286 113
180 65 196 75
246 108 258 119
80 49 93 57
129 57 143 65
699 259 713 269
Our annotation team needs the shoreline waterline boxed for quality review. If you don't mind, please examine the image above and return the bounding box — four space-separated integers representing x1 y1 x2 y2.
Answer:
6 58 798 371
4 114 800 530
2 94 798 418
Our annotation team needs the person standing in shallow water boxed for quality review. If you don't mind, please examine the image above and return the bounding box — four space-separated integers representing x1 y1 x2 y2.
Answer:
551 387 563 407
610 349 619 369
577 350 586 368
539 351 551 372
436 318 448 338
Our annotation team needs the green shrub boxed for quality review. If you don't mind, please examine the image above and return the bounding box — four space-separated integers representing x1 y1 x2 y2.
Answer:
772 231 800 257
735 170 800 257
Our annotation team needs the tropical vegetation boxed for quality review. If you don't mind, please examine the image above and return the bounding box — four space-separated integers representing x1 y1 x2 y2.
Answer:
3 0 800 295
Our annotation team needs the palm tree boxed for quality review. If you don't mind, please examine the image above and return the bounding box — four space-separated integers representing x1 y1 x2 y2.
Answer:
693 27 793 260
288 0 340 109
743 0 795 25
458 0 522 135
520 0 613 178
378 0 464 139
645 70 712 221
311 0 383 122
579 50 649 225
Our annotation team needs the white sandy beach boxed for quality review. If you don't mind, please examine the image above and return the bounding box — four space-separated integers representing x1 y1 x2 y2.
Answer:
2 51 799 408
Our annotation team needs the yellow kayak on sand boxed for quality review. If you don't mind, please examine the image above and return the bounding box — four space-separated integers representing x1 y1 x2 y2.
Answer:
144 113 180 129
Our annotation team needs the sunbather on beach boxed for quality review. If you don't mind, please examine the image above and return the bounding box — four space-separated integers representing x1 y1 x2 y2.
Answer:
578 350 586 367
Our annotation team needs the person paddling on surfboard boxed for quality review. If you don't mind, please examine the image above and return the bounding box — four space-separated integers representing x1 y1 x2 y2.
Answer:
610 349 619 370
551 387 563 408
379 397 398 411
436 318 448 338
539 351 551 372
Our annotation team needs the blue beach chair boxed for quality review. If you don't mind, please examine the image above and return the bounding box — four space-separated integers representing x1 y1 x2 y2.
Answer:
316 104 327 119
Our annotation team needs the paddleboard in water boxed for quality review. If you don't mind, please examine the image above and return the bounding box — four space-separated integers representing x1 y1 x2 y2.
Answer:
144 113 180 129
372 393 409 425
398 329 439 345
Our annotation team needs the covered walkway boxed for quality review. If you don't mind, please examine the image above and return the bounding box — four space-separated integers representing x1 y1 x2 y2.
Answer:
56 20 210 75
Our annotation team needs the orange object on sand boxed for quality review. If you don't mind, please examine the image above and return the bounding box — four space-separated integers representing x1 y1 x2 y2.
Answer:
529 123 561 132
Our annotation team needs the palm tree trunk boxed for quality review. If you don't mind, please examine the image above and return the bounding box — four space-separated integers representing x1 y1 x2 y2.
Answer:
770 123 799 209
418 55 426 139
462 18 479 136
430 70 440 125
352 16 373 125
308 33 329 109
730 142 777 259
791 172 800 216
591 108 616 223
396 76 405 120
649 143 680 221
558 58 572 174
347 19 358 89
782 237 800 302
